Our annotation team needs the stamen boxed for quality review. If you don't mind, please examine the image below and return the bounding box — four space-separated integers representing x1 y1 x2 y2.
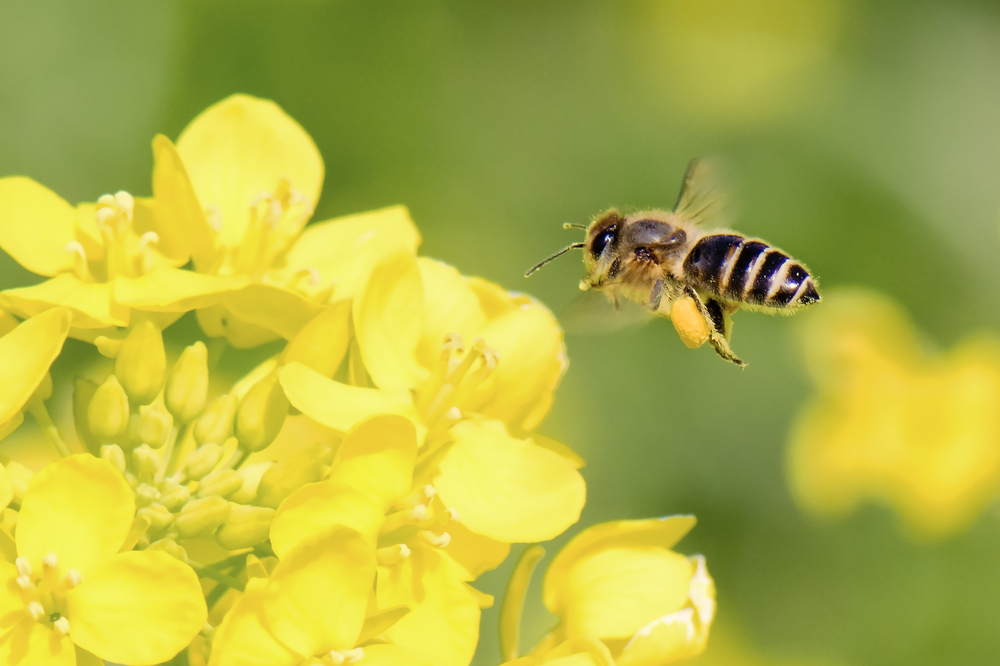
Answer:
27 601 45 620
445 406 462 421
204 205 223 232
64 570 82 589
444 508 461 523
114 191 135 220
328 647 365 665
15 575 31 590
94 206 116 226
15 557 31 577
376 544 411 566
65 241 86 261
409 504 427 521
140 231 160 249
418 530 451 549
97 194 116 206
42 553 59 571
53 617 70 636
423 484 437 500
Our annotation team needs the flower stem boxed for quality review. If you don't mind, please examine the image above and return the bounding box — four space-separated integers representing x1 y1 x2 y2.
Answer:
27 402 71 458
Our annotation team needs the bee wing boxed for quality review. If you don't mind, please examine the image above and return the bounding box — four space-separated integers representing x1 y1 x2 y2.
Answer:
560 290 655 335
672 158 731 227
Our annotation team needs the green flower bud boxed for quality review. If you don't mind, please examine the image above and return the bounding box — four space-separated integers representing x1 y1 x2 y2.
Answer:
100 444 127 474
236 373 289 453
184 443 223 481
136 403 173 449
158 481 191 511
132 444 160 481
175 495 231 538
88 375 130 439
135 483 160 507
194 394 238 445
165 342 209 423
215 504 275 550
4 462 32 506
197 470 244 499
147 537 188 563
115 321 166 405
229 461 273 504
254 442 334 509
136 503 174 532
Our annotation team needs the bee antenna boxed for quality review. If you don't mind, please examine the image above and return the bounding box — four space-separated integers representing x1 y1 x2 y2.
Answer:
525 243 586 277
562 223 588 230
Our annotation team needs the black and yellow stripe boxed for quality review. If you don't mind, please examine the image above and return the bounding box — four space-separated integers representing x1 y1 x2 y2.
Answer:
683 233 819 308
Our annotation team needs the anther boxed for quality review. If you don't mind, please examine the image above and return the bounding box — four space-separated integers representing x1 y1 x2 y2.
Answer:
27 601 45 621
53 617 70 636
42 553 59 571
114 191 134 218
444 507 461 523
15 575 31 590
97 194 115 206
418 530 451 549
445 406 462 421
65 241 86 261
423 484 437 500
64 570 82 589
376 544 411 566
409 504 427 521
329 647 365 664
140 231 160 249
94 206 116 225
15 557 31 577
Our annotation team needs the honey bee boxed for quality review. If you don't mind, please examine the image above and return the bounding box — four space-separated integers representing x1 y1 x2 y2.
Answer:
525 159 820 367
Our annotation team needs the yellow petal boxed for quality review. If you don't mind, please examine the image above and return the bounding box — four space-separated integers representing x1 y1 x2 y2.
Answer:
279 362 423 436
285 205 421 302
354 251 428 390
223 283 324 341
176 94 323 248
67 550 206 666
416 258 487 367
377 546 480 666
0 177 75 276
75 646 105 666
0 276 129 328
500 545 545 661
17 455 135 576
0 619 75 666
208 579 300 666
150 134 217 270
444 518 511 581
0 412 23 442
434 420 585 543
114 269 250 312
358 643 435 666
0 466 13 511
330 415 417 511
269 481 384 560
474 297 567 431
615 610 706 666
196 305 281 349
262 528 374 656
0 308 70 424
282 300 352 378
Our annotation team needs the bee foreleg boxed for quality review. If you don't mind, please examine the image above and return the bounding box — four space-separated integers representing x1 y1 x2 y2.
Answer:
649 280 664 310
682 287 746 368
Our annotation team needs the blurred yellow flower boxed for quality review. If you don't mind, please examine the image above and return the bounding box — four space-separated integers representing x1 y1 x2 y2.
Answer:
789 289 1000 538
0 455 205 665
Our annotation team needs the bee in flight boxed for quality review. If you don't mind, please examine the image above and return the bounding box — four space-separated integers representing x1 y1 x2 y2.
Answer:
525 159 820 368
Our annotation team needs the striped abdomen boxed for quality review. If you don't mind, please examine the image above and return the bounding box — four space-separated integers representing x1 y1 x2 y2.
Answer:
682 233 820 308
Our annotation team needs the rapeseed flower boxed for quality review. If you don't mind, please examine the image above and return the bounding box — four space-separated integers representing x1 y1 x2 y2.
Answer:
789 289 1000 538
498 516 715 666
0 455 205 665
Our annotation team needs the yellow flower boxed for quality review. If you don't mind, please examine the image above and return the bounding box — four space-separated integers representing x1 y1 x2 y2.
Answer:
278 255 585 547
0 176 246 340
137 94 421 348
789 289 1000 538
523 516 715 666
0 455 206 665
0 308 71 443
270 415 487 666
209 527 432 666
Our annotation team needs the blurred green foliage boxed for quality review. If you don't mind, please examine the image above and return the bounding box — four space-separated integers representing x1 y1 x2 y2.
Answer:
4 1 1000 665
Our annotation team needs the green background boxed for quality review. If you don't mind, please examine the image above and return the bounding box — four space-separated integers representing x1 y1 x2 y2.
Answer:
3 1 1000 664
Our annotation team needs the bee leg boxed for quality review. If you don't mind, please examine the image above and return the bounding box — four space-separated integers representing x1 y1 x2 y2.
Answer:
649 279 664 310
682 287 746 368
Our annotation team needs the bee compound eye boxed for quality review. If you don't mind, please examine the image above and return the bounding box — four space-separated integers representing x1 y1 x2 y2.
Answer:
590 225 617 257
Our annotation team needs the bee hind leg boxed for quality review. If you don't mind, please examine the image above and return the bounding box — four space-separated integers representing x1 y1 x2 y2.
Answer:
682 287 746 368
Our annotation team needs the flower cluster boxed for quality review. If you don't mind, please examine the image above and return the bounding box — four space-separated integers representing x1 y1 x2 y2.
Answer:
788 289 1000 539
0 95 716 665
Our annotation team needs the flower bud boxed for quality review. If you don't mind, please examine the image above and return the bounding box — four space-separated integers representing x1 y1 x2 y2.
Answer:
88 375 130 439
215 504 275 550
147 537 188 562
236 374 289 452
165 342 209 423
94 335 123 358
229 461 273 504
158 481 191 511
115 321 166 405
254 442 334 509
184 443 223 481
100 444 127 474
194 395 238 445
132 444 160 481
197 470 244 499
136 403 173 449
136 503 174 532
175 495 231 538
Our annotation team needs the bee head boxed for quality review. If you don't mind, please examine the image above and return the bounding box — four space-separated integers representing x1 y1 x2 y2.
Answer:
586 210 623 261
